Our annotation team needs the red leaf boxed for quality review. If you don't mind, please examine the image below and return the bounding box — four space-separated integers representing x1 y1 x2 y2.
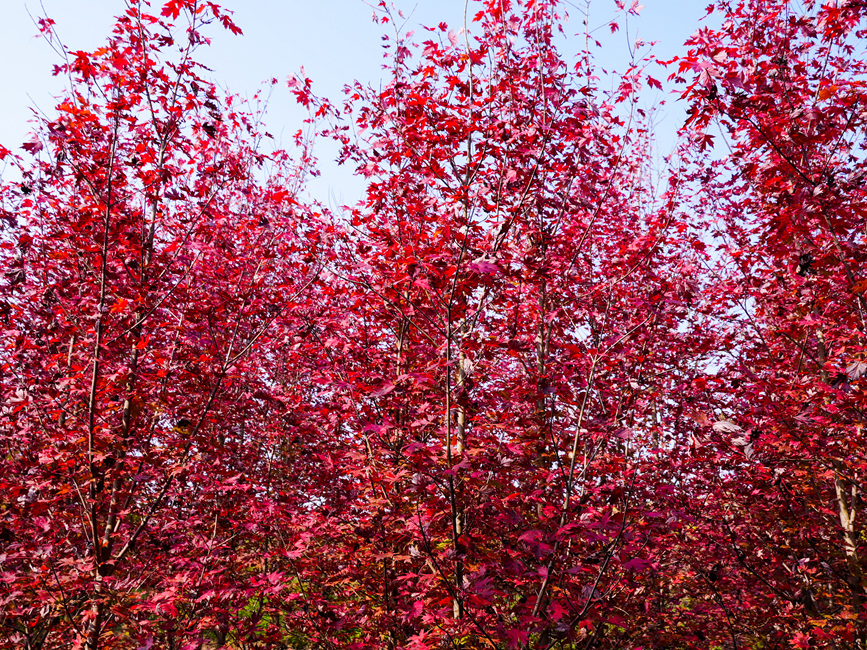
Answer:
161 0 185 19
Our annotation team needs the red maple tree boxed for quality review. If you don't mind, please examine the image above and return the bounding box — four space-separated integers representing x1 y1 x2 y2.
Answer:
0 1 327 648
279 1 706 648
668 0 867 646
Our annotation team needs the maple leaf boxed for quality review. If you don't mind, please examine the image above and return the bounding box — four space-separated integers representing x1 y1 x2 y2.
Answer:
161 0 186 19
507 628 530 650
21 139 43 154
712 419 742 434
846 360 867 380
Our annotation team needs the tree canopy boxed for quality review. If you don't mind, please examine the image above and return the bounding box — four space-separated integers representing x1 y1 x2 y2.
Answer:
1 0 866 648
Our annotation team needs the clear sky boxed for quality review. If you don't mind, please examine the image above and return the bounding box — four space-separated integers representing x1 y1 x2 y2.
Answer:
0 0 709 204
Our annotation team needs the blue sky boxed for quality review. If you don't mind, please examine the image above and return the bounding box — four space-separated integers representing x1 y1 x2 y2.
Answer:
0 0 710 203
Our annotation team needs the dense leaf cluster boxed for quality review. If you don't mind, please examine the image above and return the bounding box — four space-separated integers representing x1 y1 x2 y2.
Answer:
1 0 866 648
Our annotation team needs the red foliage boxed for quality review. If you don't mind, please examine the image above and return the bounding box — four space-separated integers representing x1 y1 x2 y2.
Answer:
0 2 325 648
669 0 867 645
1 0 866 648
